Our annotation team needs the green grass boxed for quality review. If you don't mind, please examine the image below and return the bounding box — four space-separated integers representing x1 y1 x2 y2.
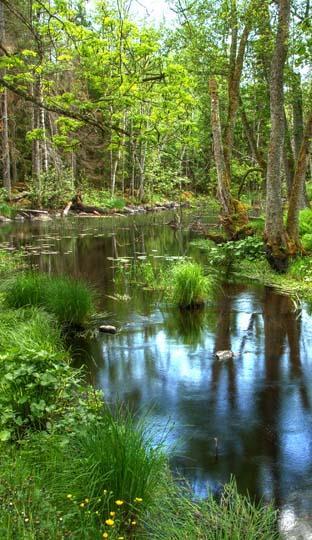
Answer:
0 202 17 218
0 249 22 275
0 424 280 540
299 207 312 235
0 307 66 361
170 261 214 308
147 478 279 540
4 273 95 327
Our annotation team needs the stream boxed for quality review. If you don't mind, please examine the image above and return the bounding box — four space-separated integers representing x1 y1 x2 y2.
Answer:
1 209 312 539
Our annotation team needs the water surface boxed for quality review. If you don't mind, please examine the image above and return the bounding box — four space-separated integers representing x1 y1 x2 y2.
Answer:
1 210 312 537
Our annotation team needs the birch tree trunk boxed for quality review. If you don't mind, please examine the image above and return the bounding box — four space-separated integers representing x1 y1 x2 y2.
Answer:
264 0 290 272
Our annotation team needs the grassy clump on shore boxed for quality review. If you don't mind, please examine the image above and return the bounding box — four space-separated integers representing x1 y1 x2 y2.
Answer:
4 272 95 327
0 426 279 540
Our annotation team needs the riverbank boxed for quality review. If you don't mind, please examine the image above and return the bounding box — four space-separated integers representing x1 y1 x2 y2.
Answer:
0 186 197 223
0 249 280 539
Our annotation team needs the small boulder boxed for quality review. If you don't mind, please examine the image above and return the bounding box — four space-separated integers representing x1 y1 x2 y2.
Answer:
216 350 234 361
99 325 117 334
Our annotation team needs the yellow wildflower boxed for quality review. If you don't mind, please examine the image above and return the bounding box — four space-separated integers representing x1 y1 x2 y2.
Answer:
134 497 143 503
115 500 124 506
84 498 89 503
103 534 109 539
131 521 137 526
105 518 115 526
109 511 116 517
80 503 85 508
66 494 73 499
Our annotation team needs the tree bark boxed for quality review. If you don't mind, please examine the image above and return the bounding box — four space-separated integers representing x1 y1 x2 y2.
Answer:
286 112 312 249
209 78 248 237
0 1 11 194
239 96 267 176
264 0 290 272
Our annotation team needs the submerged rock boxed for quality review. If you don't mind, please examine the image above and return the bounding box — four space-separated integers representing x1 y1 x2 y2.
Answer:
99 325 117 334
216 350 234 361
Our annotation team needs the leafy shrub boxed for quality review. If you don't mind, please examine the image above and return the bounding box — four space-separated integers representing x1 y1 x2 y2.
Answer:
0 307 102 442
170 261 213 308
4 273 95 327
193 237 264 277
27 167 74 209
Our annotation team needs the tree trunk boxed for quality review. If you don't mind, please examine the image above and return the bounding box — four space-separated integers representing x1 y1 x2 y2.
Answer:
283 110 295 194
0 1 11 194
291 71 308 208
286 112 312 250
264 0 290 272
209 78 248 237
224 24 251 177
239 96 267 176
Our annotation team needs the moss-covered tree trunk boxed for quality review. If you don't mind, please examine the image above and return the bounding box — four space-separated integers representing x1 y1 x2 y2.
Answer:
264 0 290 272
209 78 248 238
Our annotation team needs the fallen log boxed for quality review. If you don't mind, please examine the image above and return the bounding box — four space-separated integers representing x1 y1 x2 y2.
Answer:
18 209 49 215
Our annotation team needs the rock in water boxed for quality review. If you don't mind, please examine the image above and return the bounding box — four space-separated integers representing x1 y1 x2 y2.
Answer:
99 325 117 334
216 350 234 361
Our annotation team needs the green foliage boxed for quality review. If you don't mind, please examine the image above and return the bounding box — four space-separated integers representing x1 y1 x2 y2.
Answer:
299 208 312 236
0 189 17 218
4 273 95 327
27 168 74 209
0 308 71 440
249 217 265 235
290 256 312 282
169 261 213 308
301 233 312 251
193 237 264 277
82 188 126 210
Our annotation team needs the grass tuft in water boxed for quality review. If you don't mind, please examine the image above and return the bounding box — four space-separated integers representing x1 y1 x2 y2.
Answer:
4 272 95 327
147 477 279 540
170 261 214 309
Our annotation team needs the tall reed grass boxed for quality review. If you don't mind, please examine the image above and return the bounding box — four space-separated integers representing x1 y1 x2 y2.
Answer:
4 272 95 327
170 261 213 308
